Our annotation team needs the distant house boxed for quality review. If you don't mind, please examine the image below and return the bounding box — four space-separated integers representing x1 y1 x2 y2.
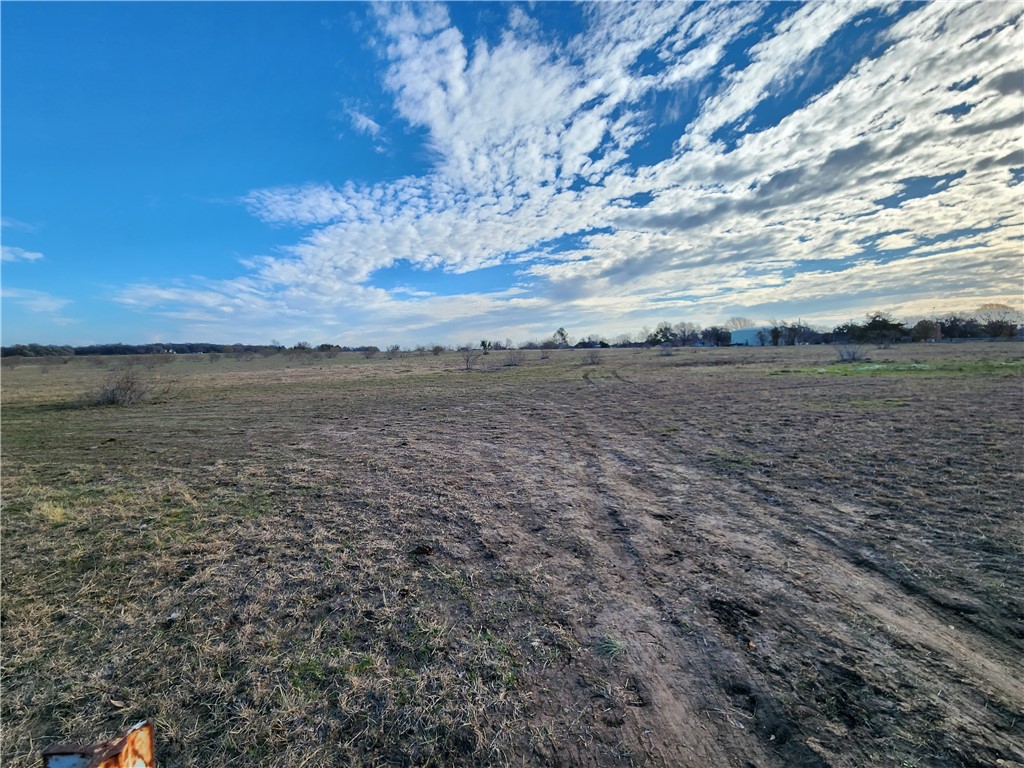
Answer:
731 327 772 346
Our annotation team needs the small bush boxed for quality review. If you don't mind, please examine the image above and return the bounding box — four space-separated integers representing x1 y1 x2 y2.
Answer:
504 350 526 367
459 346 481 371
94 367 151 406
836 343 867 363
582 349 602 366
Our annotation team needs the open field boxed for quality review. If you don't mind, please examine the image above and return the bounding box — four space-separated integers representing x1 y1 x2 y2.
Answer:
2 343 1022 767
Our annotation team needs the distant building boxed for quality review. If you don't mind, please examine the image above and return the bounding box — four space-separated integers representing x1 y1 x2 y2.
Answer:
730 327 772 346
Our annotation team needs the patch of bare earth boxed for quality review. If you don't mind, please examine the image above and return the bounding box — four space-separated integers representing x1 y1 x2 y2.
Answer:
361 370 1021 766
2 346 1021 766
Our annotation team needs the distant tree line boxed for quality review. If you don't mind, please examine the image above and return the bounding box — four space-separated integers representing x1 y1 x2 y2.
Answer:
629 321 732 347
913 308 1020 341
731 305 1020 348
831 305 1020 346
4 305 1018 358
0 341 382 358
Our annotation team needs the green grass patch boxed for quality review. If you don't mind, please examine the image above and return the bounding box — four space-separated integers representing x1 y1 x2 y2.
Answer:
799 358 1024 377
594 635 627 661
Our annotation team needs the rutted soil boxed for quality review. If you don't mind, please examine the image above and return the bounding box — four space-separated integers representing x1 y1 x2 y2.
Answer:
313 362 1022 766
2 348 1021 767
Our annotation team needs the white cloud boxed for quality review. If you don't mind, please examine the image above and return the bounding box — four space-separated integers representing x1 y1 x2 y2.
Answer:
348 109 382 137
128 1 1023 343
2 287 70 313
1 217 38 232
1 245 44 263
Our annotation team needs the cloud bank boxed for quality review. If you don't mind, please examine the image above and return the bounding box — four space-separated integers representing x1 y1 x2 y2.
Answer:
118 1 1024 345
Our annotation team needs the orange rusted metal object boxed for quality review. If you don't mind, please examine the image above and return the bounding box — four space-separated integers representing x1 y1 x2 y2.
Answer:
41 719 155 768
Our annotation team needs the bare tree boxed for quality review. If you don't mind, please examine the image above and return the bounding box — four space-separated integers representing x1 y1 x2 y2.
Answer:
671 321 700 346
976 303 1020 338
725 317 757 330
459 346 481 371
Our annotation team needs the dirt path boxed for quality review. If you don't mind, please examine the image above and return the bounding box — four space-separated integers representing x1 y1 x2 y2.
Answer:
365 369 1022 767
473 390 831 767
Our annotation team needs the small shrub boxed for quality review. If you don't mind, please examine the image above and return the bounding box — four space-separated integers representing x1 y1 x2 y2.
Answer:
504 350 526 367
459 346 481 371
94 367 151 406
836 343 867 363
582 349 602 366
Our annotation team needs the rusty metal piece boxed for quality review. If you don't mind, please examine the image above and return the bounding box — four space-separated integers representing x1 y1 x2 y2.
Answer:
42 719 155 768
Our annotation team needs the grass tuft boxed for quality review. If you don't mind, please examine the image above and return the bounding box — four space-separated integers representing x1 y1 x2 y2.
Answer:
594 635 627 661
35 500 69 525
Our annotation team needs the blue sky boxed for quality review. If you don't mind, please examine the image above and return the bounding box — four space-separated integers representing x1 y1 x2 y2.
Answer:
2 1 1021 347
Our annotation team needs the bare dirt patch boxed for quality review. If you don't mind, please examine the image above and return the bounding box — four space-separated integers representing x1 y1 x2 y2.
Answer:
2 344 1021 766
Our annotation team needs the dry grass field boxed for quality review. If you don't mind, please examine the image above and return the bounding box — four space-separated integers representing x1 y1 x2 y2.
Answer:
2 343 1022 767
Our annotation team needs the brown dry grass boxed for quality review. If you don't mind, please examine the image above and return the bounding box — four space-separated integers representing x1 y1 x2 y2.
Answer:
2 344 1022 767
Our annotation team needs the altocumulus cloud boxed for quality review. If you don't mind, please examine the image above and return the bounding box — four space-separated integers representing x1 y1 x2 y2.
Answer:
119 1 1024 345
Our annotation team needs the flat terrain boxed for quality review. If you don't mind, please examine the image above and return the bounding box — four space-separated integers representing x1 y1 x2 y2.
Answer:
2 343 1022 767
